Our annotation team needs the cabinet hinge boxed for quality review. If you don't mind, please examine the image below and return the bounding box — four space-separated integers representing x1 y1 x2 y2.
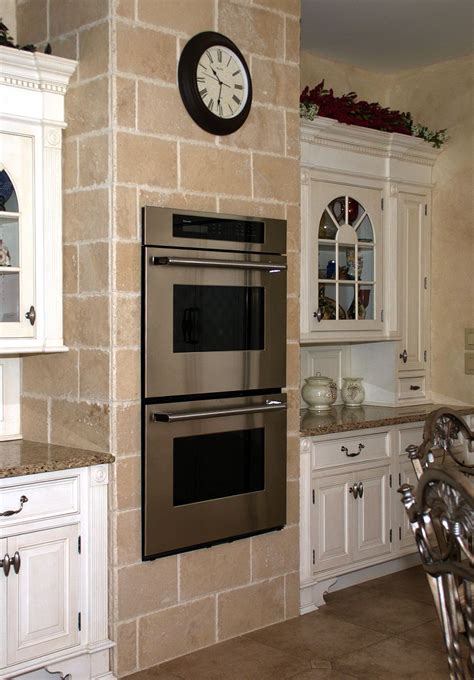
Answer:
312 489 315 504
381 198 384 211
381 309 384 323
78 536 81 554
389 529 393 543
399 527 402 540
78 612 81 631
389 474 392 488
424 276 428 290
424 350 427 362
312 549 315 565
424 204 428 216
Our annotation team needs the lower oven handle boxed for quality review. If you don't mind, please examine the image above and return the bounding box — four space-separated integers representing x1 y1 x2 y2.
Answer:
151 256 287 272
153 402 287 423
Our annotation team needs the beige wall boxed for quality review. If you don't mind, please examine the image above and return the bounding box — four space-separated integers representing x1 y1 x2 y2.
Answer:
301 50 474 405
18 0 301 676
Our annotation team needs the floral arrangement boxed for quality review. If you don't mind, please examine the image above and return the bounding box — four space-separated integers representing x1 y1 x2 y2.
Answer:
300 81 447 148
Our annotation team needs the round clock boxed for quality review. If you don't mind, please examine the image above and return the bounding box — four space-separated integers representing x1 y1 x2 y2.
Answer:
178 31 252 135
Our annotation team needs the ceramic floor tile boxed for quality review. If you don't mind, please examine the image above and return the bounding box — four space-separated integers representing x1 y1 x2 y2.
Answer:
356 566 435 605
123 670 185 680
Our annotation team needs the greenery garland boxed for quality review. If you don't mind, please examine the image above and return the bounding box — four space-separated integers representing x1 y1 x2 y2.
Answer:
300 81 447 149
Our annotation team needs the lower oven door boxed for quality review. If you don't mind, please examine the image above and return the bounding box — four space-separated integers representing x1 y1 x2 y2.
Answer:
143 394 287 558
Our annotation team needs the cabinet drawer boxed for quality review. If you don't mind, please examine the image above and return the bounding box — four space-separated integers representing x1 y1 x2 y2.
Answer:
312 432 389 470
398 375 426 400
0 475 79 527
398 425 424 456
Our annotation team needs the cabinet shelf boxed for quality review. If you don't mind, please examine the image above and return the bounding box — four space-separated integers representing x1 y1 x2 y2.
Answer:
0 267 20 273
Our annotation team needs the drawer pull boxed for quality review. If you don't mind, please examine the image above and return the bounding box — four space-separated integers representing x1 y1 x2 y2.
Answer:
1 552 20 577
409 385 421 391
348 482 364 499
341 443 365 458
0 495 28 517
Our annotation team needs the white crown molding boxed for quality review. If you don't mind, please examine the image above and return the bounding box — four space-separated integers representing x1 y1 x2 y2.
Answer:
0 46 77 94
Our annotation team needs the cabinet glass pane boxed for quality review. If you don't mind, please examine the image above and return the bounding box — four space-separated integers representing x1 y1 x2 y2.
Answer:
359 246 374 282
359 286 374 320
318 283 338 320
356 215 374 243
0 272 19 322
340 283 356 319
0 216 19 267
338 245 357 281
347 198 364 226
318 244 336 279
0 170 18 212
328 197 346 225
318 210 337 240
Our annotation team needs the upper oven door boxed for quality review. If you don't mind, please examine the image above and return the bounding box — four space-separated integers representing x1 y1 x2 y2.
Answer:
144 247 287 398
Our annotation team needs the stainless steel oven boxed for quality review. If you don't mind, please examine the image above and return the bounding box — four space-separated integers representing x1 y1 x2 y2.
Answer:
143 393 287 559
143 207 287 399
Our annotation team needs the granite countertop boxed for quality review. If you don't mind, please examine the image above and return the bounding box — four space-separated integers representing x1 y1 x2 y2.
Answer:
0 439 115 479
300 403 474 437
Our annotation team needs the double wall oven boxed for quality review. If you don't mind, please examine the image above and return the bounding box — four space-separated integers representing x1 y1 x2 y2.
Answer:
142 207 288 558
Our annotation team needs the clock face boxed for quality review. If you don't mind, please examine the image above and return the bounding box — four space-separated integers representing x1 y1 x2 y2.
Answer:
196 46 248 120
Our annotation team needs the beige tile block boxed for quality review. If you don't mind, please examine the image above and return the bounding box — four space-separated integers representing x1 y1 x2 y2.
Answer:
139 190 217 213
218 197 286 219
115 620 137 676
180 540 250 601
287 433 300 479
286 341 299 389
22 350 79 398
79 134 109 187
287 296 299 343
284 571 300 619
181 144 251 196
63 140 77 191
79 349 110 400
115 186 138 239
218 577 284 640
116 455 141 509
79 242 109 293
79 21 109 80
50 0 109 38
218 3 284 59
285 16 300 63
115 348 140 401
285 110 300 158
49 34 78 63
286 387 300 432
115 509 141 566
63 296 110 347
116 133 177 188
115 0 135 19
138 0 215 35
138 82 213 142
114 295 140 346
116 77 136 129
16 0 47 46
21 397 48 443
251 526 298 580
63 244 78 294
66 78 109 137
253 58 300 109
114 242 140 292
287 250 300 296
63 188 109 242
253 154 299 203
287 480 299 525
138 597 215 667
118 557 178 618
219 106 285 154
50 400 110 452
286 204 301 252
115 402 141 455
116 23 176 82
252 0 300 16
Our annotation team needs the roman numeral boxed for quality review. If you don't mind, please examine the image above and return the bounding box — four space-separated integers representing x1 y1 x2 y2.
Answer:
234 84 243 90
197 77 205 83
199 88 208 98
206 50 213 62
218 103 223 117
208 98 214 111
232 70 240 77
232 95 241 105
217 49 222 62
227 56 232 66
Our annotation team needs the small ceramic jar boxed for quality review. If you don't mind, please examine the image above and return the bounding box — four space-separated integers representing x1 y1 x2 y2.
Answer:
301 372 337 411
341 377 365 407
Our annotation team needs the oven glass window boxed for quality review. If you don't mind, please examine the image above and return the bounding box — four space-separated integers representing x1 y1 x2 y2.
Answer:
173 428 265 506
173 284 264 352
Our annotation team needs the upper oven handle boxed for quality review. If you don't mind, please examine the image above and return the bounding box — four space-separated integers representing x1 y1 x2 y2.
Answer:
151 256 287 272
152 401 287 423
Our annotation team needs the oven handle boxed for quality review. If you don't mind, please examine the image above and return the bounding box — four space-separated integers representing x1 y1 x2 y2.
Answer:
152 401 287 423
151 256 287 272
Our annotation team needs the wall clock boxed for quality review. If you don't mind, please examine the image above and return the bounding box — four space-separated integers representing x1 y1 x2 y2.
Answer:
178 31 252 135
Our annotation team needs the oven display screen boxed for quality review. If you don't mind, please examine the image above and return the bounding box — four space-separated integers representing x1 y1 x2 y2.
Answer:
173 284 264 353
173 428 265 506
173 214 265 244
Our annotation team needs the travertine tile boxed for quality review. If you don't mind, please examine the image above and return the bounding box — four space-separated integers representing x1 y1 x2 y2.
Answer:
287 341 300 389
114 242 140 292
115 0 135 19
180 144 251 196
49 0 109 38
116 133 177 188
286 204 301 252
50 400 110 452
115 402 141 455
253 154 299 203
218 3 284 59
115 509 141 566
139 190 217 213
63 296 110 347
79 21 109 80
79 349 110 400
49 34 78 63
287 433 300 479
252 58 300 109
180 540 250 601
79 242 109 292
287 296 299 343
79 134 109 188
22 350 79 399
114 348 140 400
118 557 178 618
116 455 141 509
284 571 300 619
66 78 109 136
63 140 78 191
251 526 298 580
218 197 286 219
21 397 48 443
286 388 301 432
115 186 138 239
286 110 301 158
138 0 215 35
116 23 176 82
64 188 109 242
16 0 47 46
114 295 141 346
116 77 136 129
115 620 137 676
138 596 216 667
219 106 285 154
287 250 300 296
285 16 300 63
218 577 284 640
252 0 300 16
63 244 78 294
286 480 299 525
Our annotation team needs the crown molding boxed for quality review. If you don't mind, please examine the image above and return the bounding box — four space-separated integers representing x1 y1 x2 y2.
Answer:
0 46 77 95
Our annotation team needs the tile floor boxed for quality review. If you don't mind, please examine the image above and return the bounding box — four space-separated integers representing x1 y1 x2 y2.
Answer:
124 566 452 680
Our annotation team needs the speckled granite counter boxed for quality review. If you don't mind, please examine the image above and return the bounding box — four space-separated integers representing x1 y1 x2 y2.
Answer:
300 403 474 437
0 439 115 479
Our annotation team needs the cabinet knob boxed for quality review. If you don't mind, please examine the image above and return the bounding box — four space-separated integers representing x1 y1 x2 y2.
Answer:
313 308 323 323
409 385 421 391
399 349 408 363
25 305 36 326
1 552 20 577
349 485 358 499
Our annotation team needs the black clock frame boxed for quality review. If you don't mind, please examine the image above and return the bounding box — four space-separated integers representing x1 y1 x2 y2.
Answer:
178 31 252 136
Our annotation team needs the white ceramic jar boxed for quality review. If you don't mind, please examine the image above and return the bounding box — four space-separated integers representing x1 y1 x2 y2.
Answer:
341 377 365 407
301 372 337 411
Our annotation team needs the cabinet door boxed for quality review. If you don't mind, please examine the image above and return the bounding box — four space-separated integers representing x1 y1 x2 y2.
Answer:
398 192 428 373
399 459 417 551
312 472 352 572
353 465 391 562
0 537 6 668
7 524 80 664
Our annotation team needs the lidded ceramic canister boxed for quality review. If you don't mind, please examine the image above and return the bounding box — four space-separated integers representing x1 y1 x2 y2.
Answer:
301 372 337 411
341 377 365 407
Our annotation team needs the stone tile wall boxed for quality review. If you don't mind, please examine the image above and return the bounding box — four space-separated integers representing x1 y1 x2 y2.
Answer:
17 0 301 676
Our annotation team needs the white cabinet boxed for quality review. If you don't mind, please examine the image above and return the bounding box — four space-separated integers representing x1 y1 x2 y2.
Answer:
354 465 390 562
312 471 352 572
